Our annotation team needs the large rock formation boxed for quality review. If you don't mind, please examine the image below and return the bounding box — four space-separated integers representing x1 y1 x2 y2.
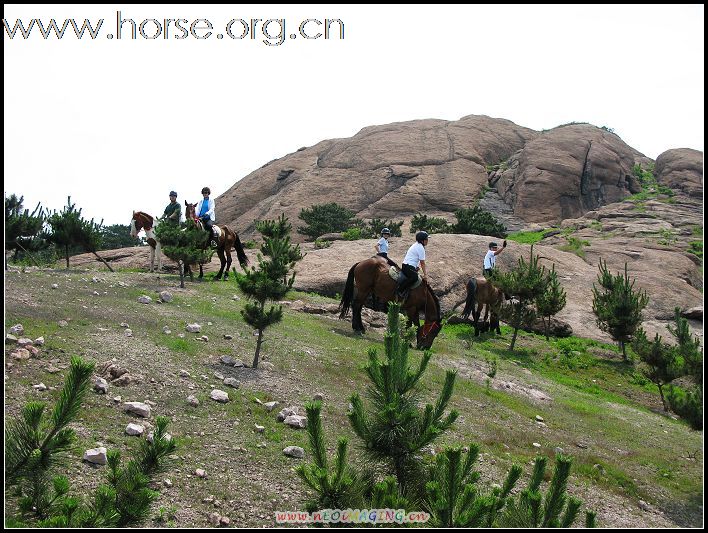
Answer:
489 124 641 223
655 148 703 198
218 115 538 240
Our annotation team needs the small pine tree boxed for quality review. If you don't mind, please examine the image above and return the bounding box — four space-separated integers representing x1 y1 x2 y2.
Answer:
410 213 451 234
5 193 48 267
362 218 404 238
297 202 356 239
6 356 95 519
295 401 364 512
592 260 648 359
426 444 521 527
631 329 682 410
154 220 213 288
667 307 703 389
348 301 458 497
665 307 703 429
498 455 595 528
451 206 507 237
535 265 567 341
46 197 109 270
237 216 301 368
491 247 548 350
256 214 303 283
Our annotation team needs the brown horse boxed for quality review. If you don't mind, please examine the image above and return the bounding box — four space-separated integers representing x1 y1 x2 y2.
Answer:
184 202 248 280
130 211 162 272
338 256 442 350
460 277 504 336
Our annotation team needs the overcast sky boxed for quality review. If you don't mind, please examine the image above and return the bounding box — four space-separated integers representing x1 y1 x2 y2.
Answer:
4 4 704 227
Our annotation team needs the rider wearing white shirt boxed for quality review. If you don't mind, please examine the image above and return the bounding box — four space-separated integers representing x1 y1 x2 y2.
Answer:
483 240 507 277
397 231 429 298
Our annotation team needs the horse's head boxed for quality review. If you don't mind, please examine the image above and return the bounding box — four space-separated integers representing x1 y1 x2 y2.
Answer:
185 201 197 221
416 320 441 350
130 211 153 237
415 281 442 350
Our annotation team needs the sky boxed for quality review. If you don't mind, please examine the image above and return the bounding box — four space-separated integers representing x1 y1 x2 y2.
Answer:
4 4 705 227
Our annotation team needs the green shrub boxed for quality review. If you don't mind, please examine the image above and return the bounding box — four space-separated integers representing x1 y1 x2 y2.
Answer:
410 213 451 234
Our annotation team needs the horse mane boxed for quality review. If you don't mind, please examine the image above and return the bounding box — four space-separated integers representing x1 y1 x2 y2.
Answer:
425 282 441 321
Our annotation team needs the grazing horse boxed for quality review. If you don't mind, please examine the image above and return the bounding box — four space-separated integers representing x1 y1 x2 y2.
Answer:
461 277 504 336
339 256 442 350
130 211 161 272
184 202 248 280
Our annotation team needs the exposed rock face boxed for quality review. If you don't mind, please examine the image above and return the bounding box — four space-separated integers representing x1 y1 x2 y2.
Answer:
489 124 641 223
217 115 537 240
655 148 703 198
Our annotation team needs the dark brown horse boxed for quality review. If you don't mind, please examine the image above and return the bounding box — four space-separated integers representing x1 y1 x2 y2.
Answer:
461 277 504 336
338 256 442 350
130 211 161 272
184 202 248 280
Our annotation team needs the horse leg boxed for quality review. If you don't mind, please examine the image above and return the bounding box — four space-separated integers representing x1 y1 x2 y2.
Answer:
215 247 226 280
224 249 232 280
155 242 162 271
198 262 204 279
351 289 370 333
149 246 155 273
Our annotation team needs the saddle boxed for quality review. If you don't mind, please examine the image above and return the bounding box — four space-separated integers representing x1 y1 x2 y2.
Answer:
388 266 422 290
212 226 222 239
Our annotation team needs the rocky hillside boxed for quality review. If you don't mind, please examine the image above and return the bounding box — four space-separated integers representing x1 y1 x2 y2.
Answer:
216 117 661 238
69 117 703 344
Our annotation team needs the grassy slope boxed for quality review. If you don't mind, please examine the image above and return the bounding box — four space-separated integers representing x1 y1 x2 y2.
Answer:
4 267 703 527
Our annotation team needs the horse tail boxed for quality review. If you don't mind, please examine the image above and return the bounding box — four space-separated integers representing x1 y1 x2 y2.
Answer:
462 278 477 320
339 262 359 319
233 232 249 267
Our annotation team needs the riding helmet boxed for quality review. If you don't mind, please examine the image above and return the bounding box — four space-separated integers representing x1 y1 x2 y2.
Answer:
169 191 178 197
415 231 429 243
381 227 391 236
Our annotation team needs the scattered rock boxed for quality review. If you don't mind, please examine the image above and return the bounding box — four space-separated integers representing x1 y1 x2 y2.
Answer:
264 401 279 411
209 512 220 526
137 295 152 304
254 424 265 433
638 500 651 512
186 395 200 407
9 324 24 335
163 326 171 334
554 447 564 455
163 478 173 488
223 378 240 388
93 377 109 394
195 468 207 478
17 338 34 348
120 322 130 328
313 393 324 401
34 336 45 346
179 369 191 378
11 348 30 360
51 283 59 289
93 290 100 296
113 396 122 403
159 291 173 303
27 346 40 358
58 320 68 328
277 407 298 422
532 442 542 448
200 335 209 342
535 415 544 422
210 390 230 403
111 374 134 386
33 383 48 391
186 323 201 333
83 447 108 465
207 321 213 326
283 446 305 458
124 329 133 337
5 334 18 344
284 415 307 429
220 516 230 527
213 371 225 380
124 401 151 418
125 423 145 436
